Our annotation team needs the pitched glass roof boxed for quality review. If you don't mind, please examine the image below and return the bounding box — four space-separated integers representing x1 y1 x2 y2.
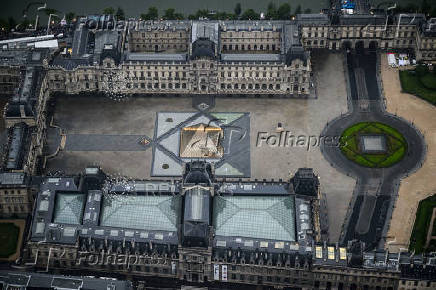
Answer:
213 195 296 242
53 193 86 225
100 194 181 232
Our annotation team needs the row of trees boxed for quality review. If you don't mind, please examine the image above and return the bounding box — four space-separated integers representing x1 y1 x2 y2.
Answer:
103 7 126 20
90 0 436 24
395 0 436 17
2 0 435 34
106 3 312 21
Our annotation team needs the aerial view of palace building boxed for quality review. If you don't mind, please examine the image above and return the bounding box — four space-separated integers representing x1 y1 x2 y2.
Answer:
0 0 435 289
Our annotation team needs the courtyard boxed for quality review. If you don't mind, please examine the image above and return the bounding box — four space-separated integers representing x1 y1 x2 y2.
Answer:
0 219 25 261
44 51 355 242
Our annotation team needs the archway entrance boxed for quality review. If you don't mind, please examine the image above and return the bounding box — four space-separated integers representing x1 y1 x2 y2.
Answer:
369 41 378 51
342 41 352 51
355 41 364 53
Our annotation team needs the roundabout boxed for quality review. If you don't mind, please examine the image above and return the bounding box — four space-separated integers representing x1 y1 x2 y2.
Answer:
320 50 426 249
339 122 407 168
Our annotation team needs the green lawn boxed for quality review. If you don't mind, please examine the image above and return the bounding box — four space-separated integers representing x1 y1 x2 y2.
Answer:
0 223 20 258
420 73 436 90
432 217 436 236
399 70 436 105
427 239 436 253
340 122 407 168
409 194 436 254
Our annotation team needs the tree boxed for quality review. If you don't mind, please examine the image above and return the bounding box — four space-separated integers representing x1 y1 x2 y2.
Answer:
234 3 242 16
65 12 75 22
304 8 312 14
277 3 291 20
240 9 260 20
148 7 159 19
195 9 209 19
211 11 236 20
415 64 428 77
103 7 115 15
115 7 125 20
174 13 185 20
294 5 302 15
163 8 175 20
141 7 158 20
266 2 278 20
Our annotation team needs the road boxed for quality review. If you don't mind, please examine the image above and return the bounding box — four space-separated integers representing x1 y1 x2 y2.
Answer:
320 49 426 250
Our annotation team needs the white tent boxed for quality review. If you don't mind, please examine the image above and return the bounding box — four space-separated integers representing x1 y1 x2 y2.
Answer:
32 39 59 49
387 53 397 67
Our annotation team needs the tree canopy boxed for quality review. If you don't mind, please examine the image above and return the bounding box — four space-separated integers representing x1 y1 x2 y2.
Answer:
266 2 278 20
277 3 291 20
264 2 294 20
163 8 184 20
116 7 125 20
240 9 260 20
103 7 115 15
294 5 302 16
234 3 242 16
65 12 75 22
140 7 158 20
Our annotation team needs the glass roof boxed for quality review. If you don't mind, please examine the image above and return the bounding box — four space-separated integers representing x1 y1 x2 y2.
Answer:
213 195 296 242
100 194 181 232
53 193 86 225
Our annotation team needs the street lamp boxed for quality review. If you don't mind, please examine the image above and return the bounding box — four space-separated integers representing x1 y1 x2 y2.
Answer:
33 3 47 31
22 2 46 31
47 14 59 35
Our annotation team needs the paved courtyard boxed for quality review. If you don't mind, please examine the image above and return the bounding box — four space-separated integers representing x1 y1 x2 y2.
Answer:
151 111 250 177
45 51 355 242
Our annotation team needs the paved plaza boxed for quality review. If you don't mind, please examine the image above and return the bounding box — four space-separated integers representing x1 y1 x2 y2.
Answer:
151 111 250 177
45 51 355 242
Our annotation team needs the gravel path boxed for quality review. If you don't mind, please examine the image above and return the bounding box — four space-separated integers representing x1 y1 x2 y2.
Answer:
381 54 436 252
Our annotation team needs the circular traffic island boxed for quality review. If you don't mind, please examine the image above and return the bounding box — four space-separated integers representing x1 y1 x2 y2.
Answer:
339 122 408 168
